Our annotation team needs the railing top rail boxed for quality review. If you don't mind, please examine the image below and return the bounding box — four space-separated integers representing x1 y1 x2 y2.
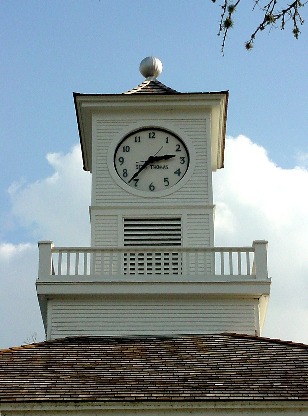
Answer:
51 246 255 253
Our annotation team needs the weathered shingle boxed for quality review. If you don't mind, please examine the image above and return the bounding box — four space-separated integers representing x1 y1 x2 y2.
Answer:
0 334 307 402
124 79 179 94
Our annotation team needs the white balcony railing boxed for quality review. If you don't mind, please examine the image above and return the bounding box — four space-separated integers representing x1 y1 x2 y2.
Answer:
38 240 268 281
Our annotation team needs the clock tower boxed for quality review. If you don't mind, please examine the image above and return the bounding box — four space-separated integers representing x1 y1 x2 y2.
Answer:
37 57 270 339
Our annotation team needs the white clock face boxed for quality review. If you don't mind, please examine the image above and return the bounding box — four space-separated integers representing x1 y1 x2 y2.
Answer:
114 128 190 193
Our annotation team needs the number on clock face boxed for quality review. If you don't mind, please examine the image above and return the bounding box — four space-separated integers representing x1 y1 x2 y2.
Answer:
114 128 190 192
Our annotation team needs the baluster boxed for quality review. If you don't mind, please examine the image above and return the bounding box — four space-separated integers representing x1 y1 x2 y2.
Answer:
145 252 149 275
163 251 167 274
127 251 131 274
100 251 103 276
194 251 197 276
101 251 105 276
202 250 206 275
58 251 62 275
90 251 95 275
178 250 182 275
229 251 233 275
109 251 113 276
220 251 224 275
160 251 163 274
210 249 215 275
211 251 213 274
67 252 70 275
195 251 199 275
75 251 79 275
246 251 251 275
149 251 153 275
183 250 188 275
121 251 124 275
84 251 88 275
237 251 241 275
116 251 121 275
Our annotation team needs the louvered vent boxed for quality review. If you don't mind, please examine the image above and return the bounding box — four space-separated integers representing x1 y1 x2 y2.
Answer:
124 218 182 246
123 218 182 275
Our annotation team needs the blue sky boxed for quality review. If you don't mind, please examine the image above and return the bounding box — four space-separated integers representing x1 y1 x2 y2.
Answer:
0 1 307 347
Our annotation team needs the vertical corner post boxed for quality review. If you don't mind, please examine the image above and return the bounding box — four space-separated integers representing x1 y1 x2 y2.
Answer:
252 240 268 280
38 241 54 278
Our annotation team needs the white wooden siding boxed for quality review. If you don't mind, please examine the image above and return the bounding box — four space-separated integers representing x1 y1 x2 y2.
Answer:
186 213 211 246
49 297 259 339
91 112 214 251
91 215 118 247
91 209 214 251
93 115 210 207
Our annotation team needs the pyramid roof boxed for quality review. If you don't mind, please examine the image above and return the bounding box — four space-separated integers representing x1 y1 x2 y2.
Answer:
0 334 307 403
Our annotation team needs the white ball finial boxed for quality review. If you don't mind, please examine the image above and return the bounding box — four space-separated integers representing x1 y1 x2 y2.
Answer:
139 56 163 80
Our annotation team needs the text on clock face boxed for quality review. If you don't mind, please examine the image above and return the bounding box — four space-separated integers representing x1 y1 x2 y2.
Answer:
136 163 169 170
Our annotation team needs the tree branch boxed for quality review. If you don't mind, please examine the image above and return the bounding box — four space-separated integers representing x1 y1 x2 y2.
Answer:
212 0 306 52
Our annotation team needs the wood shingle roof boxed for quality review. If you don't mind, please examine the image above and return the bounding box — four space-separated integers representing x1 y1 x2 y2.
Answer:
0 334 307 403
124 79 179 94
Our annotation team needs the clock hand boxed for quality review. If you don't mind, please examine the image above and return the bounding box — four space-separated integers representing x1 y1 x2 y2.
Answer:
128 155 175 183
128 155 156 183
133 148 167 166
151 154 175 162
153 146 163 156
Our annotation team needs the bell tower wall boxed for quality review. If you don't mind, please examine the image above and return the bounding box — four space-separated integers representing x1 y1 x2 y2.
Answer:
90 109 215 250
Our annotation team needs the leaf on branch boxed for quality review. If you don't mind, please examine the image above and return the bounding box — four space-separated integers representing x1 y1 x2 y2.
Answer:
213 0 306 53
245 41 254 50
223 16 234 28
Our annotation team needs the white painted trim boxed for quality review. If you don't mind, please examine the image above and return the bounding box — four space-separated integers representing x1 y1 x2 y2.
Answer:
75 91 228 172
36 279 271 296
90 204 215 211
46 298 52 340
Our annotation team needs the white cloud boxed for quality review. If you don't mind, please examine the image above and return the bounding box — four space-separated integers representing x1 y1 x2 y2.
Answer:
0 242 45 348
0 138 307 348
213 135 308 343
0 242 32 261
8 145 91 246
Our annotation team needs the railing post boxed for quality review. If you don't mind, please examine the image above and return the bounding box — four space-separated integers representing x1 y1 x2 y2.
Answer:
252 240 268 280
38 241 54 278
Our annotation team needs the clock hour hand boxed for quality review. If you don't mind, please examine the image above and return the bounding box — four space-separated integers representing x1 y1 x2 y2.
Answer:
151 154 175 162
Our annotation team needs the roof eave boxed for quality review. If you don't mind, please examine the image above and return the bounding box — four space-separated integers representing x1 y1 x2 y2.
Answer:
73 91 229 173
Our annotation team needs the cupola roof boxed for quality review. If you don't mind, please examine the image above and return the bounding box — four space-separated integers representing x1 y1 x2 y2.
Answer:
0 334 307 402
124 78 179 94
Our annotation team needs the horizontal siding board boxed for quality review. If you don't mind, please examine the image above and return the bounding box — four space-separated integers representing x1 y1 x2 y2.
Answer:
92 215 118 247
186 214 210 244
91 209 214 250
50 298 257 339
